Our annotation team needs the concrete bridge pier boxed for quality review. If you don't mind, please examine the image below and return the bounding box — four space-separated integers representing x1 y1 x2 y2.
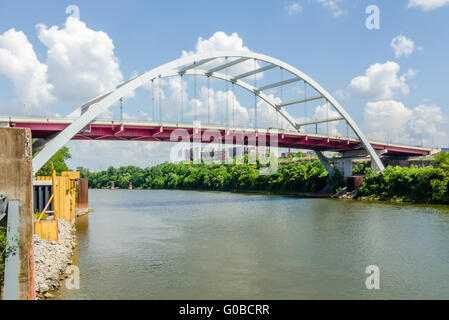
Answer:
334 149 387 179
332 158 355 179
0 127 34 299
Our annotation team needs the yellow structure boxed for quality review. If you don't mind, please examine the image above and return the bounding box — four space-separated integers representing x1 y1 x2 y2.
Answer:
34 170 80 241
37 171 79 221
34 220 58 242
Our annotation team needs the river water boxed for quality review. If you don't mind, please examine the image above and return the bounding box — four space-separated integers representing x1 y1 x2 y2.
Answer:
55 189 449 299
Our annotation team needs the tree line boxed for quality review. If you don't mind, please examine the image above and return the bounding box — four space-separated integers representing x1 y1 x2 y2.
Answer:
37 146 449 204
356 152 449 204
77 157 344 194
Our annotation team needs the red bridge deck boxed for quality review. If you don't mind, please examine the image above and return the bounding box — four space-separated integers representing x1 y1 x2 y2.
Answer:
2 117 431 156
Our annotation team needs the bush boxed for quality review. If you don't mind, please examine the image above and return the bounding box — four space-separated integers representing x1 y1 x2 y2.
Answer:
352 162 369 175
329 169 345 193
0 226 18 289
357 165 449 203
0 226 6 288
78 159 331 194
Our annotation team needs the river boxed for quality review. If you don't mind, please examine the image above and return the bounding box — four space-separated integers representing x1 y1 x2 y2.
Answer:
55 189 449 299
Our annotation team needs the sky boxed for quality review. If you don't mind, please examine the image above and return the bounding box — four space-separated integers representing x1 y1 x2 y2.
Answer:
0 0 448 170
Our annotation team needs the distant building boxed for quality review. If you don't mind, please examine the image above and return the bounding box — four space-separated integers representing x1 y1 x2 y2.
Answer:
201 149 229 162
304 152 316 159
184 147 201 161
246 146 270 157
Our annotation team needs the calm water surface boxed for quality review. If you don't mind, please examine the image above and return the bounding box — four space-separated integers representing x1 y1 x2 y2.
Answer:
56 189 449 299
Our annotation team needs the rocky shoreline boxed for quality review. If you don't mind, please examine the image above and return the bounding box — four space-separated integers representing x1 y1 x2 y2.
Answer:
33 219 77 300
333 188 415 203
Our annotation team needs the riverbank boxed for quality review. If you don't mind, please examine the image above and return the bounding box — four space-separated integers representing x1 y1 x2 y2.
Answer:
78 156 449 205
33 219 77 299
335 189 416 203
228 189 332 198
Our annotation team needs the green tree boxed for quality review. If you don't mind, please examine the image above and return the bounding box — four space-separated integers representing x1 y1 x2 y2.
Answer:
434 151 449 171
1 226 19 288
76 166 91 179
35 147 71 176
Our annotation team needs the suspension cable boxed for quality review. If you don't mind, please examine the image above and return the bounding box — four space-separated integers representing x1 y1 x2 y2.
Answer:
120 97 123 122
180 74 183 124
151 79 155 121
176 78 179 125
278 67 283 130
194 65 197 122
254 59 257 130
304 81 307 134
232 82 235 128
326 100 329 136
207 76 210 124
225 57 229 127
158 76 162 123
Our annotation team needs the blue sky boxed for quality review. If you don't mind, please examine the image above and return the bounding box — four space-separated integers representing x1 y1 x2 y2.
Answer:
0 0 448 170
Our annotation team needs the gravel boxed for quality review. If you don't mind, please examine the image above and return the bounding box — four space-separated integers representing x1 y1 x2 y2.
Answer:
33 219 77 299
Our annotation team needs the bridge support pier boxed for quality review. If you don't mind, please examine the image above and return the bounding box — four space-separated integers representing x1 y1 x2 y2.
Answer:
0 127 34 299
343 158 354 179
315 151 334 176
332 158 355 179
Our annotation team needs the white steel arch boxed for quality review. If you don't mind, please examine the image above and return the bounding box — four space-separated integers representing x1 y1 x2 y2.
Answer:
32 50 385 174
156 69 300 131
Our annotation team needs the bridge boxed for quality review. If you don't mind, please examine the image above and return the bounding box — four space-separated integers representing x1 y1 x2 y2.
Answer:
0 50 433 175
1 117 431 156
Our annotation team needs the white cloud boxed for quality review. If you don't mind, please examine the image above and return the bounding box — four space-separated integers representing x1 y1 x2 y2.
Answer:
187 86 250 127
364 100 412 142
334 89 346 100
313 103 341 136
66 140 169 170
183 31 250 55
316 0 344 17
408 104 445 144
364 100 446 146
403 68 418 79
250 93 294 130
391 34 420 58
348 61 410 100
407 0 449 11
286 2 303 16
37 16 123 104
182 31 262 78
0 28 54 114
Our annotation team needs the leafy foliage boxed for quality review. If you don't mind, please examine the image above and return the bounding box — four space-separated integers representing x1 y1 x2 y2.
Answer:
1 226 19 289
352 162 369 175
35 147 71 176
329 169 345 193
79 160 331 194
357 165 449 203
0 226 5 288
77 155 449 204
434 151 449 171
